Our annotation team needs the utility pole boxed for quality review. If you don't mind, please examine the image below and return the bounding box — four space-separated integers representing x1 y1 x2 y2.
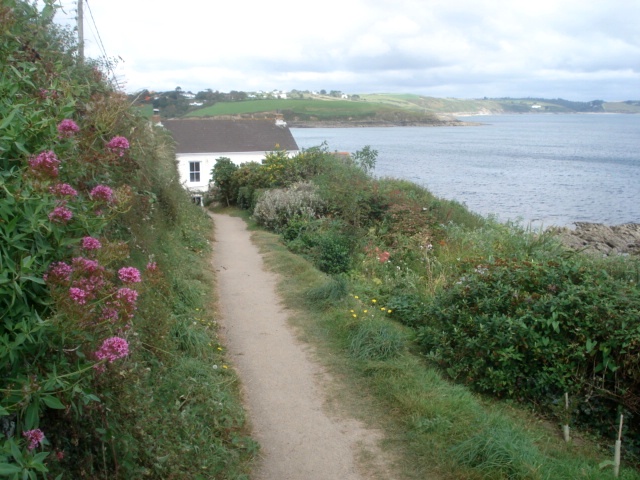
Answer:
77 0 84 62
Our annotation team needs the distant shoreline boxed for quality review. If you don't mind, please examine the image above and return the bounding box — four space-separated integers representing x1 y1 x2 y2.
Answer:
288 118 483 128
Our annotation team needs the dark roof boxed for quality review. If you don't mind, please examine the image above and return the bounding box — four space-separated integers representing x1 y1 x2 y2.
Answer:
162 119 299 154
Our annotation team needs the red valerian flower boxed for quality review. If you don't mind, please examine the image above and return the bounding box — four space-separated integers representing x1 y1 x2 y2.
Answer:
95 336 129 363
23 429 45 450
49 183 78 198
29 150 60 178
48 205 73 223
106 136 130 156
57 119 79 137
90 185 114 202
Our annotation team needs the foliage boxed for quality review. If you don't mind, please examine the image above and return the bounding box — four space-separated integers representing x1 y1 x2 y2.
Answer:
351 145 378 174
0 3 254 478
418 253 640 452
252 182 325 231
310 227 354 275
210 157 239 206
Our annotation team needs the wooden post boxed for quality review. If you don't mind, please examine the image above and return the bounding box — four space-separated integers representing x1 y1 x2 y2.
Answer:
77 0 84 62
614 414 623 478
563 392 570 442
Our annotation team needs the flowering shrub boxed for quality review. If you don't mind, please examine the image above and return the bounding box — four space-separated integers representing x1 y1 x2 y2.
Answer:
28 150 60 178
0 4 256 477
106 135 130 156
57 119 79 138
48 205 73 223
118 266 141 283
90 184 114 202
0 16 140 470
49 183 78 198
81 236 102 250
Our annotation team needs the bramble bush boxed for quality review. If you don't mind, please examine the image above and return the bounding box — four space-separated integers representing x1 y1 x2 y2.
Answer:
418 254 640 451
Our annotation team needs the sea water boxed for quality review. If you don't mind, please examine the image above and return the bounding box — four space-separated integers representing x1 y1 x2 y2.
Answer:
291 114 640 227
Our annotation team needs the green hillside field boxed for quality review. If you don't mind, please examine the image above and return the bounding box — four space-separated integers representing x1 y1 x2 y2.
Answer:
187 98 403 119
183 94 640 120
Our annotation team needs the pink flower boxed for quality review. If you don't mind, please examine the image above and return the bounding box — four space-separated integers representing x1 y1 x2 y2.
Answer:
95 336 129 363
106 136 130 156
49 183 78 198
81 236 102 250
72 256 102 273
29 150 60 178
90 185 114 202
48 206 73 223
118 267 141 283
116 287 138 305
44 261 72 283
100 307 119 323
146 262 157 272
23 429 45 450
69 287 88 305
57 119 79 137
378 251 390 263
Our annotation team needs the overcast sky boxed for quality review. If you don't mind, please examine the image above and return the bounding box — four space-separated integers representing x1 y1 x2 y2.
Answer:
51 0 640 101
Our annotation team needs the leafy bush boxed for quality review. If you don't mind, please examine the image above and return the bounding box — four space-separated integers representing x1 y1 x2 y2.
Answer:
311 228 354 275
231 161 269 210
418 255 640 445
211 157 239 206
253 181 325 231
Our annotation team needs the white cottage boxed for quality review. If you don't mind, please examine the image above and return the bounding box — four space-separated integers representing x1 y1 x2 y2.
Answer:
163 118 300 198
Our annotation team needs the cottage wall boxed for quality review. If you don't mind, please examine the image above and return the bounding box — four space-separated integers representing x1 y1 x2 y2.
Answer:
177 151 297 192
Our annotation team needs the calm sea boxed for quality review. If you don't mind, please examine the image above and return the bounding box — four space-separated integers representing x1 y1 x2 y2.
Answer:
291 114 640 228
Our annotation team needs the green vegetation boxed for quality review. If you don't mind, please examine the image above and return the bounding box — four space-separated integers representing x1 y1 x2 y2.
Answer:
1 2 254 478
187 98 434 122
129 85 640 121
212 136 640 477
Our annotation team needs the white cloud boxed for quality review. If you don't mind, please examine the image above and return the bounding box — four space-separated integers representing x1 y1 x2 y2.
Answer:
49 0 640 100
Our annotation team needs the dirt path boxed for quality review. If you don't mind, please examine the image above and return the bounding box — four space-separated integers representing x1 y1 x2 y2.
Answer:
210 213 393 480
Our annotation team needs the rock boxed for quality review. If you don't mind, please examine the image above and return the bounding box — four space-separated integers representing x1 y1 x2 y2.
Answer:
552 223 640 256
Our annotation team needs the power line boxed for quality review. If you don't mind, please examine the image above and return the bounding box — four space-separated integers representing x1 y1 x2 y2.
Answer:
83 0 120 89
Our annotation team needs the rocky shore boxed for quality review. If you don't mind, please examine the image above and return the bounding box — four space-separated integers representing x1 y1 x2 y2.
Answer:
553 223 640 256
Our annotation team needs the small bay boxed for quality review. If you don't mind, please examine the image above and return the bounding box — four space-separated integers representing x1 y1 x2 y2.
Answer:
292 114 640 227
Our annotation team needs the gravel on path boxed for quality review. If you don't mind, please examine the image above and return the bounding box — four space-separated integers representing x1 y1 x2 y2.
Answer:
210 212 392 480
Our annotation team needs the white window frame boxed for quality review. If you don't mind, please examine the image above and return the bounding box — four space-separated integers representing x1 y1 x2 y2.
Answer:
189 161 201 182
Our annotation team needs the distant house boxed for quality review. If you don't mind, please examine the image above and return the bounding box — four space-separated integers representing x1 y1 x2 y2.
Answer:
162 118 299 200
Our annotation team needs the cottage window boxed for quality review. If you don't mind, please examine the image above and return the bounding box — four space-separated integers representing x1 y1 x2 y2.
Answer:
189 162 201 182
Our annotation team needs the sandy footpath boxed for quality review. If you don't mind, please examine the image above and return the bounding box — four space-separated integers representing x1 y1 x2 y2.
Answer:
210 212 393 480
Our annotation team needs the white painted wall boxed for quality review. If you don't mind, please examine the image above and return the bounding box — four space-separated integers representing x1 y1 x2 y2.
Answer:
177 151 298 192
